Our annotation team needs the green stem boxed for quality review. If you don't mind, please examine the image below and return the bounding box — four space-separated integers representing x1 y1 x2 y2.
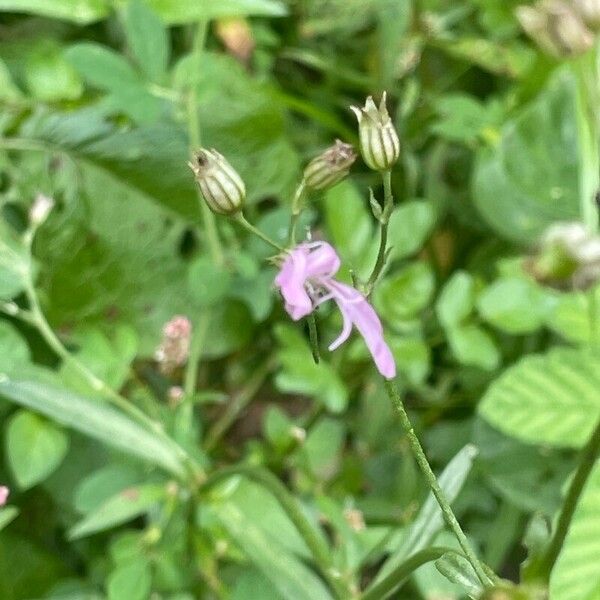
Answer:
187 20 224 266
534 416 600 581
200 465 349 599
23 276 203 482
204 357 275 450
288 180 307 246
366 170 393 294
234 212 285 252
360 547 454 600
383 379 491 588
307 313 320 364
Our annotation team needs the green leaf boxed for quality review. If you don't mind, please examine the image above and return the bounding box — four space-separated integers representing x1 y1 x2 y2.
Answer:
375 262 435 326
447 324 500 370
65 43 140 91
6 410 69 490
124 0 169 82
386 200 436 261
550 462 600 600
0 0 110 24
389 336 431 385
435 552 483 598
479 348 600 448
376 445 478 584
69 484 165 539
107 557 152 600
187 257 232 307
146 0 287 23
215 501 333 600
0 507 18 532
0 322 30 376
0 377 186 476
0 220 28 300
473 71 580 243
477 277 549 334
436 271 475 329
324 180 372 266
303 418 345 480
0 58 23 102
275 324 348 413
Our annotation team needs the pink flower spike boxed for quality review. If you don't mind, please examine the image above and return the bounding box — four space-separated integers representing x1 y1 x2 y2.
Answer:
0 486 9 507
275 242 396 379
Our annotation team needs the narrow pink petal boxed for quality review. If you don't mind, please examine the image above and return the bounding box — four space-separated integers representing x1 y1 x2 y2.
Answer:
328 303 353 351
275 247 314 320
327 281 396 379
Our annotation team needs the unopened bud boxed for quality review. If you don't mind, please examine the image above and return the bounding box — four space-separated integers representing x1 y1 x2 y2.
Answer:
517 1 595 58
155 315 192 373
526 222 600 290
188 149 245 216
351 92 400 171
574 0 600 29
303 140 356 191
29 193 54 226
0 485 9 507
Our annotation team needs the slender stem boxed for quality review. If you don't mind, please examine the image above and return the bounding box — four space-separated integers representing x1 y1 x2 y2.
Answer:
534 416 600 581
184 312 211 398
288 180 307 246
307 313 320 364
360 547 454 600
383 379 491 587
366 170 394 293
23 276 204 481
200 465 349 599
187 20 224 266
234 212 285 251
204 357 275 450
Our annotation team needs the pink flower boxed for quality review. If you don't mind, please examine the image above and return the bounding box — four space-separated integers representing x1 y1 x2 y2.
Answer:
275 242 396 379
0 486 9 507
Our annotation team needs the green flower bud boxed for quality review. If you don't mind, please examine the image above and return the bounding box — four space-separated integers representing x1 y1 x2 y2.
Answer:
303 139 356 191
526 222 600 290
517 1 594 58
351 92 400 172
574 0 600 30
188 149 245 216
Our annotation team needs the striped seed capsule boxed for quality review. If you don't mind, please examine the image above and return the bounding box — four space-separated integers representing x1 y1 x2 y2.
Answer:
350 92 400 172
188 149 245 216
303 139 356 191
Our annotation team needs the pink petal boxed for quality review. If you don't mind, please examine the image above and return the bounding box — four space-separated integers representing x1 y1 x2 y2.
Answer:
275 247 314 320
303 241 341 278
0 486 9 507
327 281 396 379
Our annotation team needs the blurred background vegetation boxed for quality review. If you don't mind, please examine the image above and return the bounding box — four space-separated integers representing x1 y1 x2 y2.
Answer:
0 0 599 599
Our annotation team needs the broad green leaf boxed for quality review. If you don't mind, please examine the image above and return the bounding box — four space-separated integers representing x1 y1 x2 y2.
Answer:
6 410 69 490
25 42 82 102
65 43 140 91
203 302 254 359
436 271 475 328
447 324 500 370
479 348 600 448
145 0 287 23
303 418 345 481
376 445 478 583
324 180 372 266
124 0 169 82
187 257 232 307
0 0 110 23
477 277 549 334
0 322 30 375
107 557 152 600
375 262 435 326
550 462 600 600
544 290 597 344
386 200 436 261
389 335 431 385
69 484 164 539
0 507 18 532
473 71 580 243
232 569 285 600
0 378 185 476
275 324 348 413
215 502 333 600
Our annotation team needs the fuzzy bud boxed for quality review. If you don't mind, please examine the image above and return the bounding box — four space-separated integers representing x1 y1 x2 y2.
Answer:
574 0 600 30
155 315 192 373
351 92 400 171
0 486 9 507
189 149 245 216
303 140 356 191
517 1 595 58
29 193 55 226
526 222 600 290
